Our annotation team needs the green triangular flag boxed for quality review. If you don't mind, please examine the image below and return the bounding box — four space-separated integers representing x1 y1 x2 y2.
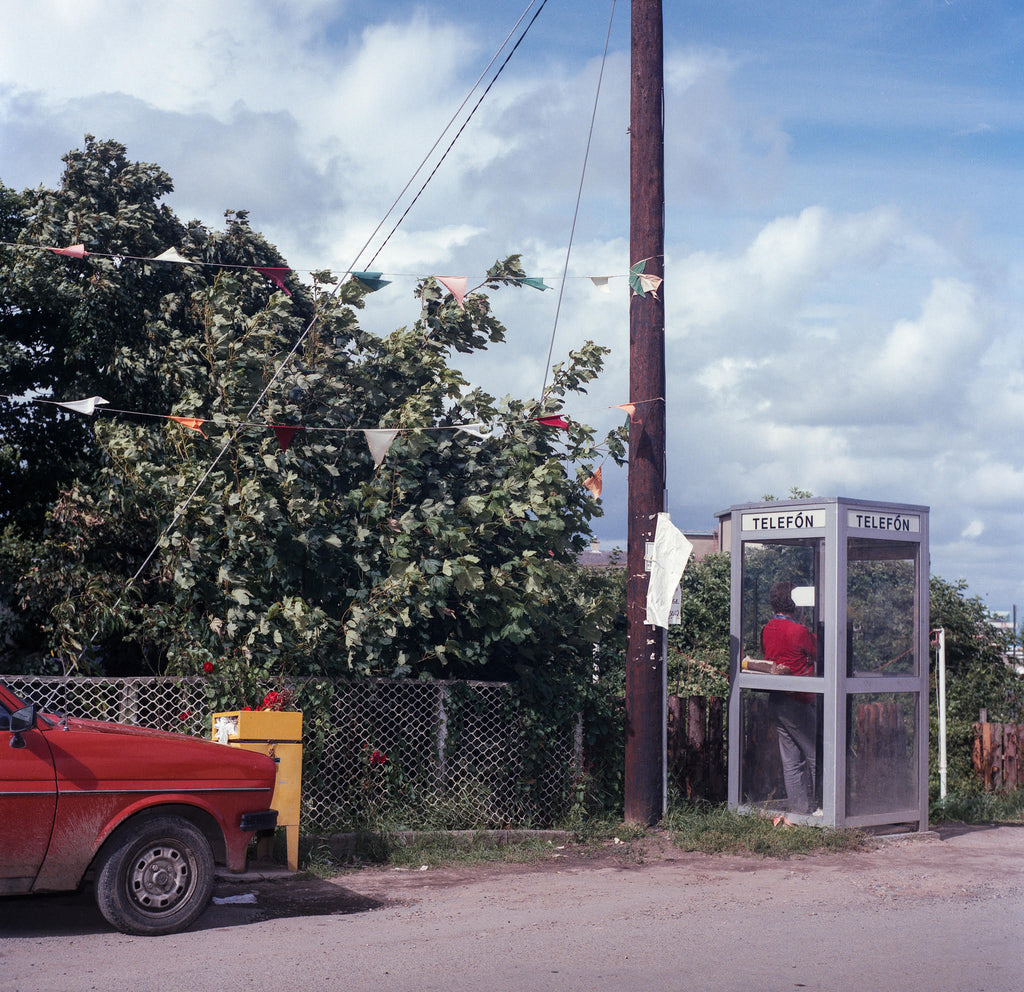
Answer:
351 271 392 293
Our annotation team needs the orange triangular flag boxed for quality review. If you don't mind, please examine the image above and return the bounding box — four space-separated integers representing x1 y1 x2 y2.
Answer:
583 465 603 499
49 244 88 259
272 425 304 451
437 276 467 308
610 402 641 424
169 416 207 437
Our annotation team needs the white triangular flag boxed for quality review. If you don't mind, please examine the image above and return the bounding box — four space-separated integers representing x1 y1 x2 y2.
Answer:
645 512 693 629
153 247 191 264
456 423 490 439
364 429 399 468
590 276 612 293
55 396 109 416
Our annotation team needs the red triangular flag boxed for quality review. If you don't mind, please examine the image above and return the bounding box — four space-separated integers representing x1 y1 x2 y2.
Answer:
536 416 569 430
49 244 88 259
169 416 207 437
437 276 467 308
255 266 292 296
272 425 303 451
583 465 603 498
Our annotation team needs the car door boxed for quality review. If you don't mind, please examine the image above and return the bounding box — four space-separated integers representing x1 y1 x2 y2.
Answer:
0 701 58 893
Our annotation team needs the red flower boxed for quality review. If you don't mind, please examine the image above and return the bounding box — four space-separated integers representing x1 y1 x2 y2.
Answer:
202 661 214 674
368 749 388 766
179 711 191 721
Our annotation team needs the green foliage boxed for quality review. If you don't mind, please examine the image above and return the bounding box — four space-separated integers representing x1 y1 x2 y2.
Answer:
664 799 866 857
668 551 730 696
929 575 1022 792
0 138 301 532
1 139 628 697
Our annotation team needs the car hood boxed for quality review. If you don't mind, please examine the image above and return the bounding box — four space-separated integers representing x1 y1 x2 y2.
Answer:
39 715 278 789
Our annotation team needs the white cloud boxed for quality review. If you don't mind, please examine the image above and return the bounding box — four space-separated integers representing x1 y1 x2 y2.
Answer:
962 520 985 540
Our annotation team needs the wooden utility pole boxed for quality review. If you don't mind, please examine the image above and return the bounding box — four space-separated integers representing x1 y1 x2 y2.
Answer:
624 0 666 825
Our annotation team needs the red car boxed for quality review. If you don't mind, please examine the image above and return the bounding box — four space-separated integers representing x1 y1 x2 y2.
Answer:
0 682 277 935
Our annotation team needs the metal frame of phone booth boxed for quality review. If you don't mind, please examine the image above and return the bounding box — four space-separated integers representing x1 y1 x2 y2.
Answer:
717 497 930 832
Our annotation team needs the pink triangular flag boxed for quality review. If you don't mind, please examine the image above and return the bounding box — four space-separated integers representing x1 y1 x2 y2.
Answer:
610 402 641 424
437 276 467 308
153 247 191 264
272 425 304 451
55 396 108 416
49 244 88 259
169 416 207 437
536 416 569 430
255 266 292 296
364 429 399 468
583 465 603 499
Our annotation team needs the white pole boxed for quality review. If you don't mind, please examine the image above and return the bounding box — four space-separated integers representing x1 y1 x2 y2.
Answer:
937 628 947 800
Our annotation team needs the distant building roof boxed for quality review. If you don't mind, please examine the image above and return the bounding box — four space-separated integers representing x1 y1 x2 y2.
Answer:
579 531 719 569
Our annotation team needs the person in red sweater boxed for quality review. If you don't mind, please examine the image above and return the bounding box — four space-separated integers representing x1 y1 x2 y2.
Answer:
761 581 819 815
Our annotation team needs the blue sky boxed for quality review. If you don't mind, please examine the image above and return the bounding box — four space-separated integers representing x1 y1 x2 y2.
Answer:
2 0 1024 613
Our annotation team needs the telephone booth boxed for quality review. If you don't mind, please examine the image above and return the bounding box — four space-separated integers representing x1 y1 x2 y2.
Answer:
718 497 930 831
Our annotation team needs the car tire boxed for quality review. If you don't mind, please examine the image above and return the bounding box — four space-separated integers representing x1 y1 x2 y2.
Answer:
93 815 216 936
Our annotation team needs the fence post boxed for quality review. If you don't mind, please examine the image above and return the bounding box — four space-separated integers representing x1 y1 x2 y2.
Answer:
436 684 449 785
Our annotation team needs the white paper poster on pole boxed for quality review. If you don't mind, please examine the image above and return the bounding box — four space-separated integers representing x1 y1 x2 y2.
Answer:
645 512 693 629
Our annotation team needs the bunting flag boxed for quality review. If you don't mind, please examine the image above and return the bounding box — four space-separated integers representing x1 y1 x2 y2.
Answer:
610 402 641 424
254 267 292 296
49 244 89 259
456 423 491 439
536 415 569 430
629 259 663 299
272 425 304 451
583 465 603 498
154 247 191 264
350 271 392 293
55 396 109 416
169 416 207 437
12 238 648 297
437 276 467 308
363 429 399 468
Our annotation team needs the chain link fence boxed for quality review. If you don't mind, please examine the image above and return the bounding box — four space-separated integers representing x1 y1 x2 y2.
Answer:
3 675 582 831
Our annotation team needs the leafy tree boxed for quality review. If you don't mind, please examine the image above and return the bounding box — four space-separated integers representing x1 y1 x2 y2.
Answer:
0 136 301 532
0 141 627 686
929 575 1021 791
668 551 730 696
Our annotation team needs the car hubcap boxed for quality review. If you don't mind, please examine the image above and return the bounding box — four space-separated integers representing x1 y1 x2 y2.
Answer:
129 844 193 911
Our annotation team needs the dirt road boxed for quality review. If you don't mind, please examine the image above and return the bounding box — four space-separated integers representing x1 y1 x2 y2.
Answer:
2 823 1022 992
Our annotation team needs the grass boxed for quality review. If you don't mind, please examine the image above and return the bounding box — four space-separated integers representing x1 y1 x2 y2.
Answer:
663 801 867 858
930 786 1024 824
292 800 872 875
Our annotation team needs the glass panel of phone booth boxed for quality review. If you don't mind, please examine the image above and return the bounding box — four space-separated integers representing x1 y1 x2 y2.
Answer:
846 539 919 679
846 691 919 817
740 688 823 814
741 539 823 668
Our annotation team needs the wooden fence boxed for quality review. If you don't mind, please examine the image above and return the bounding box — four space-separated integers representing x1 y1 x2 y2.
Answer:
667 695 726 802
973 721 1024 790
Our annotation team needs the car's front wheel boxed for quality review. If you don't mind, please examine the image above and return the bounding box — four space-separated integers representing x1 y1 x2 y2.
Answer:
94 815 215 936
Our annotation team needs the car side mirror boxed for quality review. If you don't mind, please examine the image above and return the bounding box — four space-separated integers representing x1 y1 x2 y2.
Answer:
9 704 37 749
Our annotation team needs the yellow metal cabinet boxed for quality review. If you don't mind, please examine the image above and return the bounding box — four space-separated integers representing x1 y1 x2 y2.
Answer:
212 710 303 870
